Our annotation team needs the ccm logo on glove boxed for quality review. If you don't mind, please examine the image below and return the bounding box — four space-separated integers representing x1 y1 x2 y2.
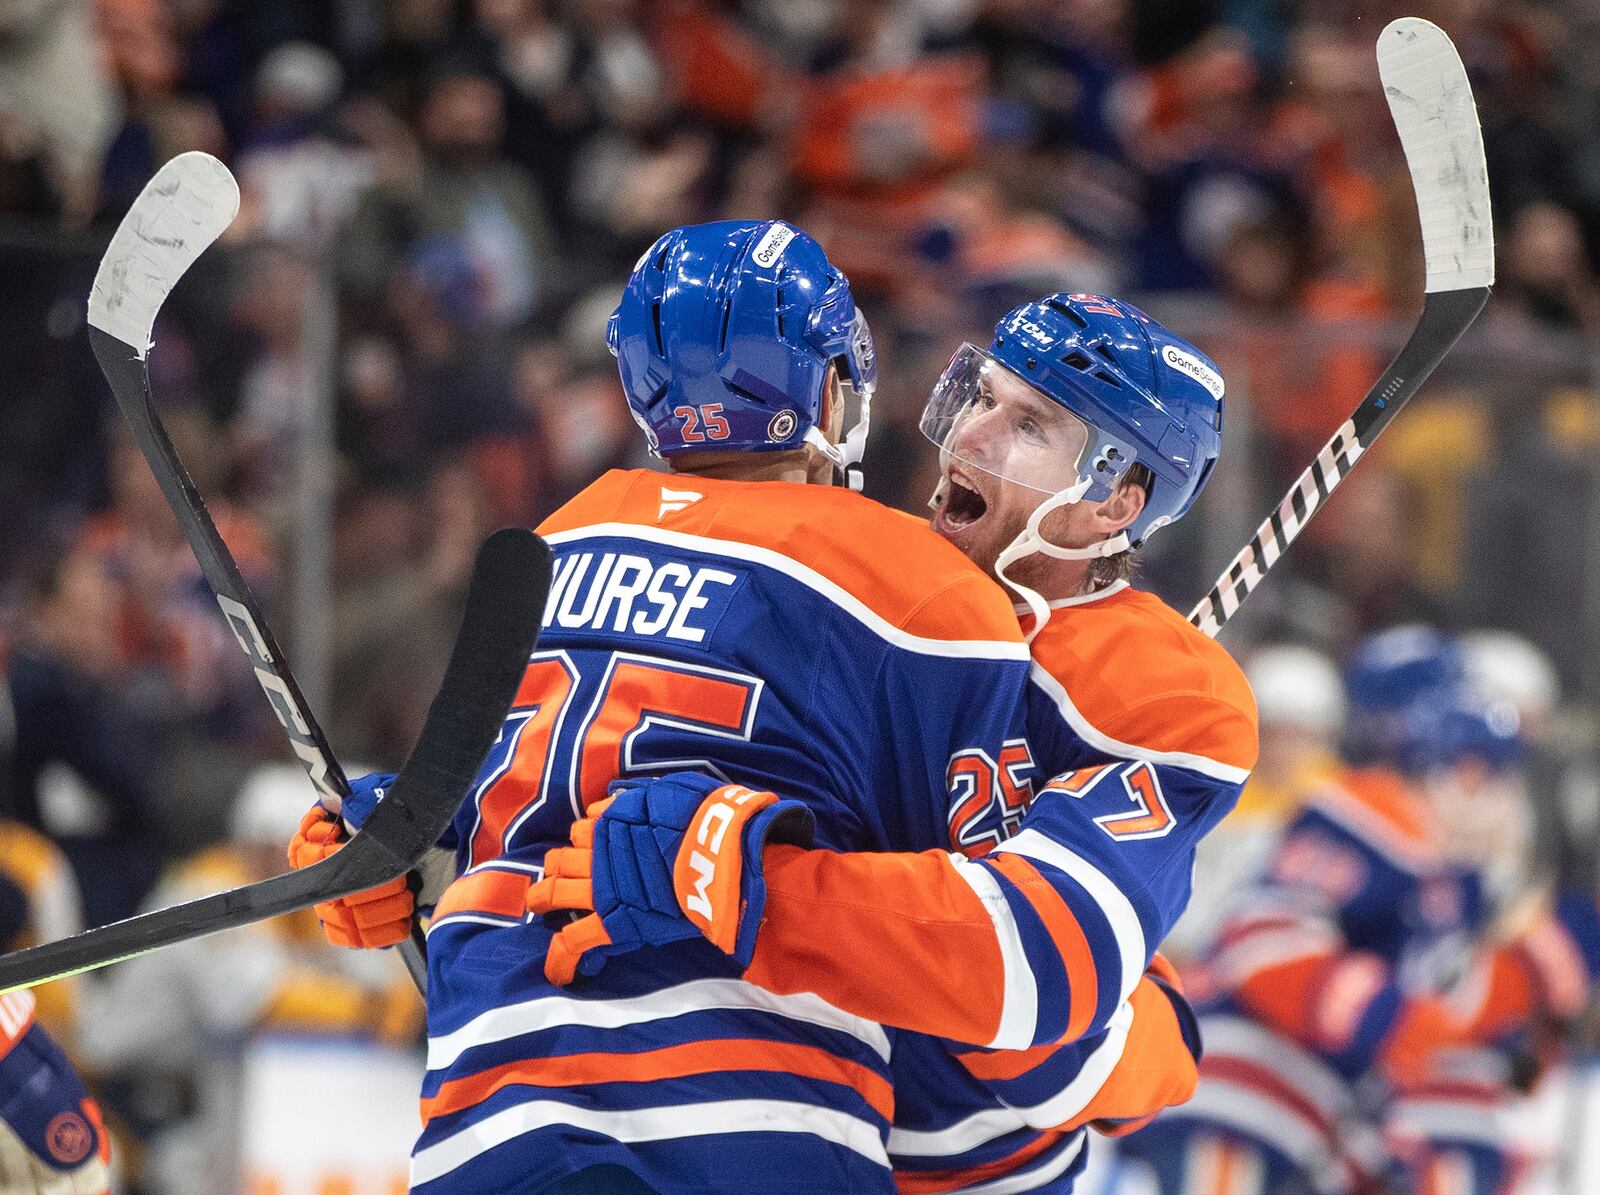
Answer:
676 786 777 948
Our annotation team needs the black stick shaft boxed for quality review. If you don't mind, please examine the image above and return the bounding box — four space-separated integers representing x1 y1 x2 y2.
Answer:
1188 287 1489 637
88 327 435 986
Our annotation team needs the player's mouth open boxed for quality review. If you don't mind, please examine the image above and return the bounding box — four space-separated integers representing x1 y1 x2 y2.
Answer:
936 469 989 534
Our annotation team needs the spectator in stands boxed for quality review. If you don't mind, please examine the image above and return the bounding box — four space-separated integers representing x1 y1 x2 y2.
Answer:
235 41 373 250
0 0 119 225
337 58 556 329
4 550 161 926
76 423 270 731
1500 201 1600 334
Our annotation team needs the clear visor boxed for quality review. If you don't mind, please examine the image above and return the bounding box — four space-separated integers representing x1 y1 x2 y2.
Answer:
919 344 1092 494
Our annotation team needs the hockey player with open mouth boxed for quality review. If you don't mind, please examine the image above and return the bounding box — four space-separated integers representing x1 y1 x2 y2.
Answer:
295 221 1246 1194
530 290 1257 1194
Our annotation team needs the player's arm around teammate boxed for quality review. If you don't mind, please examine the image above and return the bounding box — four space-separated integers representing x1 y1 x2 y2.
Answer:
529 295 1258 1053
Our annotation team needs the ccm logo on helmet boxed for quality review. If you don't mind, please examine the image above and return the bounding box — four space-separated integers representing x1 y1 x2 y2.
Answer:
752 224 797 268
1161 345 1225 401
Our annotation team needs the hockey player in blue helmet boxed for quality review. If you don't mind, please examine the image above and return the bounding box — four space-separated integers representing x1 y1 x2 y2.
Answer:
296 222 1048 1195
1395 687 1529 897
1342 624 1467 766
521 277 1255 1193
921 294 1223 633
302 226 1249 1191
609 219 876 487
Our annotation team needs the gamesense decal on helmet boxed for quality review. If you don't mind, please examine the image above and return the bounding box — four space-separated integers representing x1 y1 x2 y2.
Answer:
608 220 876 487
751 223 797 268
1161 345 1225 401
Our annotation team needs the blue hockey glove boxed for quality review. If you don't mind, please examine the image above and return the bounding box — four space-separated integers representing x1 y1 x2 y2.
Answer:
526 771 814 984
336 771 397 833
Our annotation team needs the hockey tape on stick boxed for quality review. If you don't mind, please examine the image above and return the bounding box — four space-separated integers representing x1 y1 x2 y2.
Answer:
85 153 445 988
1188 18 1493 638
0 529 551 994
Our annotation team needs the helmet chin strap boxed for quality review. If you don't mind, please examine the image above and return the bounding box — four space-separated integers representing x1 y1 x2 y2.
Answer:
993 477 1129 643
805 381 872 491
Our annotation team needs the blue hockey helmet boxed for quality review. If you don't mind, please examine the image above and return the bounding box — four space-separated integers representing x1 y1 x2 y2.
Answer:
608 220 875 484
920 293 1224 555
1394 689 1525 777
1341 625 1466 766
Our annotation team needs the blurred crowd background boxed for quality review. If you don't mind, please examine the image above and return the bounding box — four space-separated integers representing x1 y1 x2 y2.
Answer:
2 0 1600 1192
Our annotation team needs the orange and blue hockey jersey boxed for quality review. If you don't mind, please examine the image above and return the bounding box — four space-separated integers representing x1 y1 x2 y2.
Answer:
1382 886 1600 1195
1117 768 1482 1193
734 582 1258 1193
412 470 1034 1194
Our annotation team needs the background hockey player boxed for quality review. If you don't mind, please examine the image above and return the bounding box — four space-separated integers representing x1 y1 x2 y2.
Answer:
1166 643 1347 964
0 987 110 1195
1380 686 1600 1195
81 763 421 1195
525 293 1258 1192
0 789 105 1195
1114 628 1600 1195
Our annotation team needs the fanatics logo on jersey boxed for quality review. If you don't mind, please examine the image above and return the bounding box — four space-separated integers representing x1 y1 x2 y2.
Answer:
658 487 703 519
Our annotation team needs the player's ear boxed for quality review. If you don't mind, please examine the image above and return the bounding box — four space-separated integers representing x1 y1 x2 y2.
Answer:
820 366 844 443
1095 476 1146 535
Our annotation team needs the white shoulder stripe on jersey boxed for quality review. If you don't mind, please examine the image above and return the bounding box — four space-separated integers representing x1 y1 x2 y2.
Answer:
995 830 1147 1007
544 524 1030 662
409 1097 890 1186
948 853 1039 1051
887 1001 1132 1159
1028 662 1251 784
1198 1015 1353 1121
1180 1079 1334 1171
426 977 891 1071
1210 925 1342 988
946 1130 1085 1195
1387 1098 1521 1148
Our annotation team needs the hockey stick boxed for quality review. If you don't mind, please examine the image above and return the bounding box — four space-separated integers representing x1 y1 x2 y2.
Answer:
84 151 435 990
0 526 550 994
1189 18 1494 637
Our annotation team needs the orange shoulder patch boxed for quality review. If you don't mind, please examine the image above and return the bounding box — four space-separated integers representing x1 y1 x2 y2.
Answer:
1309 768 1434 855
1029 587 1258 777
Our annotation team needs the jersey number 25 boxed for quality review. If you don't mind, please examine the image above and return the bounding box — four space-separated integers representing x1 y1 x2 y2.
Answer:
465 649 763 867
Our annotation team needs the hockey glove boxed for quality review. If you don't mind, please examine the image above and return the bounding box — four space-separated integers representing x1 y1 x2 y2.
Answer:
287 774 413 949
334 771 396 833
526 771 814 985
1080 954 1202 1137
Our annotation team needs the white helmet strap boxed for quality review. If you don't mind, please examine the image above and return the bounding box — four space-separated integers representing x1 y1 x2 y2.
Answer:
993 477 1130 643
805 375 873 491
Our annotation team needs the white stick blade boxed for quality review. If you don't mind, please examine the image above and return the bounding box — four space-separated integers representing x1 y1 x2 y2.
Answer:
1377 18 1494 293
87 151 241 358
